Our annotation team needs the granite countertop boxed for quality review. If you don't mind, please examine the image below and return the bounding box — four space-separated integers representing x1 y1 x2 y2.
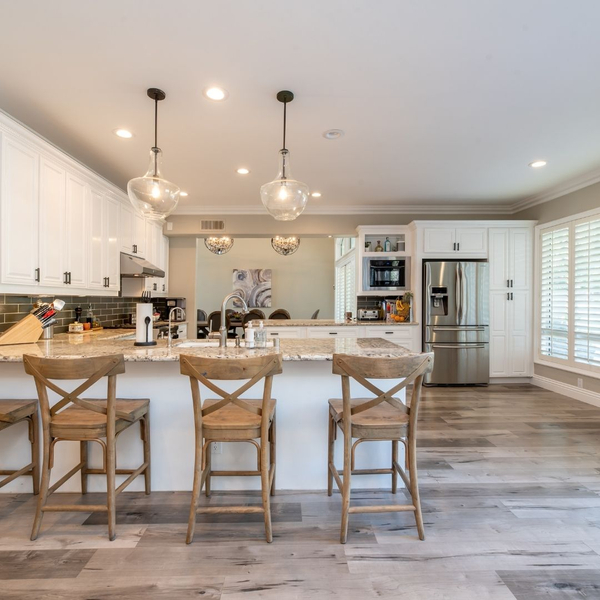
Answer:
0 337 418 363
248 319 419 327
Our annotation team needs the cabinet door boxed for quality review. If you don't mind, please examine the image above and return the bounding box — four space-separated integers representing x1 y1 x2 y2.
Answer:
65 174 88 288
88 189 105 289
119 203 134 253
1 134 40 285
144 223 158 292
307 327 358 339
38 156 66 287
423 228 455 253
104 194 120 291
508 290 531 376
133 212 146 257
509 228 531 291
489 291 509 377
456 228 487 254
266 328 302 339
488 228 509 290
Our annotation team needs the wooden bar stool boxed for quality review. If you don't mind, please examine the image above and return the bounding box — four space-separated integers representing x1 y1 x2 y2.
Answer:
0 400 39 493
180 353 282 544
328 352 433 543
23 354 151 541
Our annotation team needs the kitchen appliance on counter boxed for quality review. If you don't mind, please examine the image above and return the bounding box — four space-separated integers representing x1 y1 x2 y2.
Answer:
358 309 381 321
363 257 410 292
165 298 186 320
423 260 489 385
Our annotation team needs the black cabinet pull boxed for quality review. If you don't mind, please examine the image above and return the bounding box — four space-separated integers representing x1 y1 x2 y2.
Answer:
328 332 338 335
153 283 157 291
453 242 456 251
507 292 510 300
68 272 72 285
271 332 279 336
133 244 138 254
510 279 514 287
35 268 40 282
510 292 513 301
107 277 110 287
457 242 460 251
507 279 510 288
385 331 394 335
64 272 68 285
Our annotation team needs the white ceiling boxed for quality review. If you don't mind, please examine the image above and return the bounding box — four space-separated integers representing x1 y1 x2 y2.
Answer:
2 0 600 214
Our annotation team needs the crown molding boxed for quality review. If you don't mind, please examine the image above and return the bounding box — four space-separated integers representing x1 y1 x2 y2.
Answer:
174 202 514 217
511 166 600 213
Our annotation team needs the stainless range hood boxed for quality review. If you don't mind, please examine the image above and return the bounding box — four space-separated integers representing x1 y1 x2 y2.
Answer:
120 253 165 278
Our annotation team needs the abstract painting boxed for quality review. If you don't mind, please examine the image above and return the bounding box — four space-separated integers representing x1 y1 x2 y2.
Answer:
232 269 272 308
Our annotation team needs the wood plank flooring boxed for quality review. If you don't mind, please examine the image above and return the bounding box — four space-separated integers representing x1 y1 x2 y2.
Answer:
2 384 600 598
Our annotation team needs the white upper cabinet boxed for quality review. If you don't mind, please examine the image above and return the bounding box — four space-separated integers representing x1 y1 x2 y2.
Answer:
120 202 147 257
489 227 531 290
88 188 105 290
422 226 487 256
105 194 120 291
65 173 88 288
88 189 119 292
0 132 40 285
38 155 66 287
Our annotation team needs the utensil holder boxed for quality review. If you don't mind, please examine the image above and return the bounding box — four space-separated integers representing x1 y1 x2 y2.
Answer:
0 315 43 346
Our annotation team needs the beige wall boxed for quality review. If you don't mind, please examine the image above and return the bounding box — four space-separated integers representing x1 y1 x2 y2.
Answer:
514 181 600 224
515 182 600 394
196 237 335 319
168 237 198 338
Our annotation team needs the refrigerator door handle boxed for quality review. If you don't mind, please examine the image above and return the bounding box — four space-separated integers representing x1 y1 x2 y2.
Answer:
432 327 486 331
455 264 461 323
431 344 486 349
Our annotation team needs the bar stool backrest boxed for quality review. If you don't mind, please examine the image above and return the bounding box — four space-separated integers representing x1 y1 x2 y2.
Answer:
23 355 126 426
180 354 283 427
332 353 434 427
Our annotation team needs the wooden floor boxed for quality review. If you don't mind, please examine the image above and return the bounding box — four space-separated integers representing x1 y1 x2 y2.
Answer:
2 384 600 599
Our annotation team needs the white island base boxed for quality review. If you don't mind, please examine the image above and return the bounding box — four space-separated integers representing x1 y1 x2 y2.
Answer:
0 356 408 494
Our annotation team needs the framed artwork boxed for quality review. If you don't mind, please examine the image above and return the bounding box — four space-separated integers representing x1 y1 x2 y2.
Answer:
232 268 272 308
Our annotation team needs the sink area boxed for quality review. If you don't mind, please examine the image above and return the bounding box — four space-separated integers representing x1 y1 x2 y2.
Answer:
175 340 275 348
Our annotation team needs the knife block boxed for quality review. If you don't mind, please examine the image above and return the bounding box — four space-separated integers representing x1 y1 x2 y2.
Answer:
0 314 44 346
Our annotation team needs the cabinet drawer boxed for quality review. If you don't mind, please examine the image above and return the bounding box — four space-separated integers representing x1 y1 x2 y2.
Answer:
307 328 357 339
364 327 413 340
266 328 302 339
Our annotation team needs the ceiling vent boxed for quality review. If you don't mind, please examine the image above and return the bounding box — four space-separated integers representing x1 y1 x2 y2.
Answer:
199 220 226 233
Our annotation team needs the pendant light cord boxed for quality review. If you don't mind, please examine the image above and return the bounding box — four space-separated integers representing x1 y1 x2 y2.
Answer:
153 96 158 176
281 100 287 179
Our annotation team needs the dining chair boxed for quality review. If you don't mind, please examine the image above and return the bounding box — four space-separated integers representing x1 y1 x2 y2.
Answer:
268 309 291 320
328 352 433 543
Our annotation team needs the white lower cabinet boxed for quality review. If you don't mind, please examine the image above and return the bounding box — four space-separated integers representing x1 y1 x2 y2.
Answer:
307 327 358 339
363 326 414 350
262 325 416 344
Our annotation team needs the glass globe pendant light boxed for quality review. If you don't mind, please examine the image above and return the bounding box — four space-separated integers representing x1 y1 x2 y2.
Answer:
127 88 180 221
271 236 301 256
260 91 309 221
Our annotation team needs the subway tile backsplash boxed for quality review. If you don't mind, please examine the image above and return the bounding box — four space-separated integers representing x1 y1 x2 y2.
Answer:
0 295 167 334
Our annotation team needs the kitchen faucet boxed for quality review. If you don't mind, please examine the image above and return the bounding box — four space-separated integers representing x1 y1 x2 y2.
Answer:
168 307 186 348
220 293 248 348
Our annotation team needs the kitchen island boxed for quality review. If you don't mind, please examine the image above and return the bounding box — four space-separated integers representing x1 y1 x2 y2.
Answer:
0 337 419 493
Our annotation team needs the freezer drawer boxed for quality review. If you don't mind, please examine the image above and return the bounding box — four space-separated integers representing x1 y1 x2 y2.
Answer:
423 343 489 385
424 326 489 344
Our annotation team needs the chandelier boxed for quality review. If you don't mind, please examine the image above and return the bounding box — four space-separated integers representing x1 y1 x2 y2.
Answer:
204 236 234 255
271 236 301 256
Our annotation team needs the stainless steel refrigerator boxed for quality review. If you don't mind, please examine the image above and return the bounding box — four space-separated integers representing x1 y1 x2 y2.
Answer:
423 260 489 385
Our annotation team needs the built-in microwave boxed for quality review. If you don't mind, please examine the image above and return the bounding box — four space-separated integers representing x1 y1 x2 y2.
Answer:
363 257 411 292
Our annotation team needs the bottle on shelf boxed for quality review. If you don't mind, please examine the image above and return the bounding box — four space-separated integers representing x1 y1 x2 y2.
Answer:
384 237 391 252
375 240 383 252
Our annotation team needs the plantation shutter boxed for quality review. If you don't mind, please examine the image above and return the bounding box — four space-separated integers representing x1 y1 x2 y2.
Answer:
574 218 600 366
540 227 569 359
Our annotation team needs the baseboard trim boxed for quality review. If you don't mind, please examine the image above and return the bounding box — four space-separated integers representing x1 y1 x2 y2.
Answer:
532 374 600 407
490 377 533 384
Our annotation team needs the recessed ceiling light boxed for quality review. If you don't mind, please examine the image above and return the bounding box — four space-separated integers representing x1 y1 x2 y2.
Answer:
236 167 250 175
311 192 322 198
529 160 547 168
323 129 344 140
203 87 228 101
180 191 188 197
114 129 133 139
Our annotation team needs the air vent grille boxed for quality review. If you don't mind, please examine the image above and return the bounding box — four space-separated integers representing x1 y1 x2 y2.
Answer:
200 220 226 232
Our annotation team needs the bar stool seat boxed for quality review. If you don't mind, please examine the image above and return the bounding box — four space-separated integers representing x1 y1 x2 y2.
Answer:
51 399 150 439
0 400 38 427
202 398 276 439
328 398 409 438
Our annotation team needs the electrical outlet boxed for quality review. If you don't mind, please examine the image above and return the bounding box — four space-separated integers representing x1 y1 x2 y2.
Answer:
577 378 583 388
211 442 222 454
